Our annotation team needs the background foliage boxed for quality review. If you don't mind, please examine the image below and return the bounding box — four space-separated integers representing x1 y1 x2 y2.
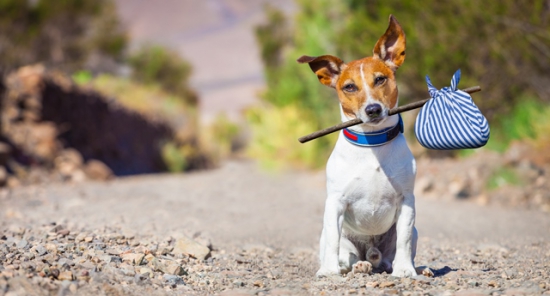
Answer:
128 45 198 105
250 0 550 169
0 0 206 173
0 0 127 74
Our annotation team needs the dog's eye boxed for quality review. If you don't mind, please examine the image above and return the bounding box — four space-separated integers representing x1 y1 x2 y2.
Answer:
374 76 387 86
342 83 358 92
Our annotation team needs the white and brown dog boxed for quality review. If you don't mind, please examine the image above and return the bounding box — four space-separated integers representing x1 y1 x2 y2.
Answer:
298 15 420 278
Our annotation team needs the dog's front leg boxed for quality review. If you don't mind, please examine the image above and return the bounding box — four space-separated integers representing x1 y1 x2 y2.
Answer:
316 196 345 277
391 193 417 277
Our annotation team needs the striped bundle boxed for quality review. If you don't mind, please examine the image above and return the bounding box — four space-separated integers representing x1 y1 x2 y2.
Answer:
415 70 490 150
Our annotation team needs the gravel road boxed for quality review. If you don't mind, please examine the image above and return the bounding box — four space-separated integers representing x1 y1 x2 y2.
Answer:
1 160 549 295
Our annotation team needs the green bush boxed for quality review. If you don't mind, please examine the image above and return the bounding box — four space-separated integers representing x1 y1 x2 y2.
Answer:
484 98 547 153
486 166 523 190
0 0 127 74
128 45 197 105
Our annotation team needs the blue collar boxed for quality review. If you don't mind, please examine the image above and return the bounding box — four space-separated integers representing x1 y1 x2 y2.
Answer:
343 115 404 147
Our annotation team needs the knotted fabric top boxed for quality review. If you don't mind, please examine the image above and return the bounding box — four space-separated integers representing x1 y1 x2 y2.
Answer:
414 70 490 150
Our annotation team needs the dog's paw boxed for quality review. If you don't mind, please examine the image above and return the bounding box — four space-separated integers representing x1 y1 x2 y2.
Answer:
351 261 372 275
391 265 417 277
315 267 340 278
415 266 434 277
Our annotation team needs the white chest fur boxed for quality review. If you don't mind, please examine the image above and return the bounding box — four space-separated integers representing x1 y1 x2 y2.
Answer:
326 133 416 236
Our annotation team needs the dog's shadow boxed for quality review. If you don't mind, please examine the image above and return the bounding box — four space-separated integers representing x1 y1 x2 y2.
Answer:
430 266 456 277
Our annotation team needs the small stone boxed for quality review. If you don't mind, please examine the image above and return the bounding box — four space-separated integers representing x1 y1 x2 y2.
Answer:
75 233 86 242
57 229 70 236
105 249 122 255
163 274 185 287
173 236 210 261
379 281 395 288
366 281 379 288
134 273 150 284
488 280 498 287
162 262 186 276
35 245 47 256
253 280 263 287
16 239 28 249
139 267 153 277
84 236 94 243
121 253 145 266
50 268 60 279
58 271 74 281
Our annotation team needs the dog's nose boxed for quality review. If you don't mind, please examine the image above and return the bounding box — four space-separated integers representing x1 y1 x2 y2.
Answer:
365 104 382 118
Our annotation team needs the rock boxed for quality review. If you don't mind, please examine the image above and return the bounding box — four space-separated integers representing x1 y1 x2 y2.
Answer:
106 248 121 255
83 159 113 180
16 239 28 249
35 245 47 256
57 229 70 236
134 273 150 285
139 267 153 277
173 236 210 260
161 262 186 276
58 271 74 281
163 274 185 287
50 268 60 279
379 281 395 288
121 253 145 266
365 281 379 288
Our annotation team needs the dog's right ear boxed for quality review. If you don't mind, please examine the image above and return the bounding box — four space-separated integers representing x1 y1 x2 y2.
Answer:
297 55 345 88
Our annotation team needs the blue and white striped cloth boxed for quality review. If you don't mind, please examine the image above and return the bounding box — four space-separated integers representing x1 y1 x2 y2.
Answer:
415 70 490 150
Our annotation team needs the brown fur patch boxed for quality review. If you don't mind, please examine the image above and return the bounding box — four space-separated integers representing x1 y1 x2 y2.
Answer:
336 58 398 118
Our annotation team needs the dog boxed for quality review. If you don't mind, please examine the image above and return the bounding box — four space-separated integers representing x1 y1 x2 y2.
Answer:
298 15 420 278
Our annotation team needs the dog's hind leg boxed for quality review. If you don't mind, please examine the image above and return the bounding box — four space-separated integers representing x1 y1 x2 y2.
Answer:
338 235 360 274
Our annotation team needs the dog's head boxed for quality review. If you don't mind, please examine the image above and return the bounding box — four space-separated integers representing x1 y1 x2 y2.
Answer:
298 15 406 126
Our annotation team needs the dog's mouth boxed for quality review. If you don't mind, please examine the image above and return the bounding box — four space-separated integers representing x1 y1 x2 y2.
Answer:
368 116 385 124
361 112 387 125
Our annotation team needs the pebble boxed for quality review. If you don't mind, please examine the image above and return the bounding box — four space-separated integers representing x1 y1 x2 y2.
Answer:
163 274 185 287
0 223 547 295
58 271 73 281
17 239 28 249
35 245 47 256
379 281 395 288
173 236 210 261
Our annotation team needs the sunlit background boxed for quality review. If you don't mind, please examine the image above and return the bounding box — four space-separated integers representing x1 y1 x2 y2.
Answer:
0 0 548 211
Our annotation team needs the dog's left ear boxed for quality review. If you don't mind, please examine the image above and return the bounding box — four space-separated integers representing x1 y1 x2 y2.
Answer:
373 15 406 71
297 55 345 88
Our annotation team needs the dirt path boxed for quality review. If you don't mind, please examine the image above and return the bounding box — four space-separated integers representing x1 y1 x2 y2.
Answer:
1 160 549 295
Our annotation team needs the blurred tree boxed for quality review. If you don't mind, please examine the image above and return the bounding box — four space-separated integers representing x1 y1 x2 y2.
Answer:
255 5 290 69
128 45 197 105
0 0 127 75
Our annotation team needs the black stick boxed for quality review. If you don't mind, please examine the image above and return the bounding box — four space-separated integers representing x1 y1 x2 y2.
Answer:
298 86 481 143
